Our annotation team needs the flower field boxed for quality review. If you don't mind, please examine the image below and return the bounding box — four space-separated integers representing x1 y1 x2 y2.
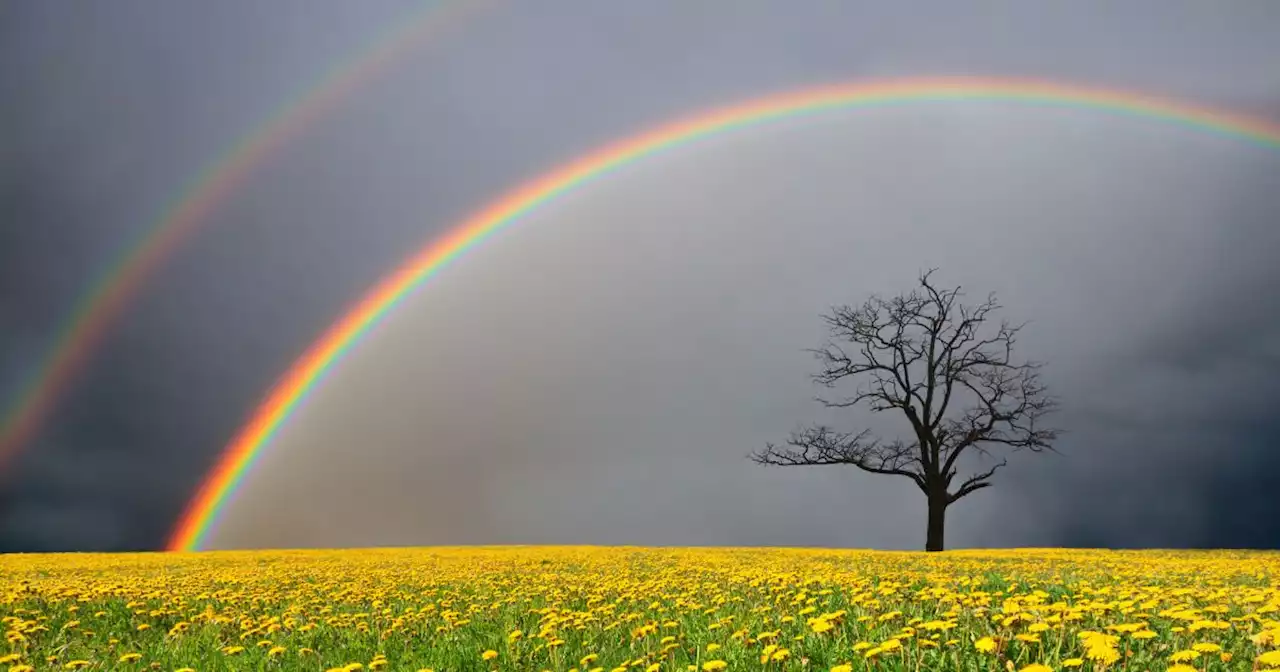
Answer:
3 547 1280 672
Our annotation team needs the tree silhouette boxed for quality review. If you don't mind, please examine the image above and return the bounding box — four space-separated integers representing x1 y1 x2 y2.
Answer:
751 270 1060 551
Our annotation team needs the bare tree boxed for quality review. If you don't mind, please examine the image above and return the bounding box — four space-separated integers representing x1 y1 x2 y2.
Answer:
750 270 1059 552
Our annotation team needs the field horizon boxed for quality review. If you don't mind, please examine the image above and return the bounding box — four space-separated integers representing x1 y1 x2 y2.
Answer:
4 546 1278 671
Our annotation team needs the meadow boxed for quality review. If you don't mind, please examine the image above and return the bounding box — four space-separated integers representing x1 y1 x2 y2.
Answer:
2 547 1279 672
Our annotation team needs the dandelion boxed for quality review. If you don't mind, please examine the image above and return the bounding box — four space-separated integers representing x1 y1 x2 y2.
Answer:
118 653 142 663
482 650 499 661
975 637 998 653
1260 651 1280 667
702 662 727 672
63 662 90 670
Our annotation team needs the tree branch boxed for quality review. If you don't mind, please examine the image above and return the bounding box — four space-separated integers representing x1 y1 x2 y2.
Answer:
749 426 928 494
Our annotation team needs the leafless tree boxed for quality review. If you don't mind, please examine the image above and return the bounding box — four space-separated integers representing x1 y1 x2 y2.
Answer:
750 270 1060 552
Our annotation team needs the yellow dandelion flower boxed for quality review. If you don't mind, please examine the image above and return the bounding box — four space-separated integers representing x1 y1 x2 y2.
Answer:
118 653 142 663
705 643 721 653
831 666 853 672
1062 659 1084 668
1260 651 1280 667
64 662 90 670
0 656 20 665
702 662 727 672
1018 665 1052 672
481 650 498 661
581 655 598 666
1166 666 1198 672
646 665 660 672
1169 650 1200 663
975 637 998 653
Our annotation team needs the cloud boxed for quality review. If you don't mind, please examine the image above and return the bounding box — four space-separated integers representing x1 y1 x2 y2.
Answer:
3 0 1279 551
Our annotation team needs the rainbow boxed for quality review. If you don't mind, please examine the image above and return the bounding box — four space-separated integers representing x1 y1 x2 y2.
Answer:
0 0 486 474
167 76 1280 551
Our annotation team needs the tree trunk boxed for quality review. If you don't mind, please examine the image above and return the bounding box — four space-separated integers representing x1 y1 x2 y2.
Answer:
925 492 947 552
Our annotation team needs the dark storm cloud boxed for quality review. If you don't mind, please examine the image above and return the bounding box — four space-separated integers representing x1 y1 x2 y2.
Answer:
2 0 1280 551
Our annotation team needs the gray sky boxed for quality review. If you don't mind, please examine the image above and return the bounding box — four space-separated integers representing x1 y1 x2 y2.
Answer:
2 0 1279 551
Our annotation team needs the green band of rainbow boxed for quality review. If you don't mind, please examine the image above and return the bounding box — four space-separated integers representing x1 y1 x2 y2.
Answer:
0 0 483 473
166 76 1280 551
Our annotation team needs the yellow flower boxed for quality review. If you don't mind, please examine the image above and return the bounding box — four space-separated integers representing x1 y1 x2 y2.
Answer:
118 653 143 663
1061 659 1084 668
705 643 721 653
581 655 598 667
63 662 90 670
481 650 499 661
1260 651 1280 667
831 666 852 672
0 656 20 665
1166 666 1198 672
646 666 660 672
1169 650 1200 663
702 662 727 672
1018 665 1053 672
975 637 998 653
268 647 286 658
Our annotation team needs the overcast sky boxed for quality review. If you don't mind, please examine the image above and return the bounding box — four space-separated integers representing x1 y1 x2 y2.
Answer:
2 1 1279 552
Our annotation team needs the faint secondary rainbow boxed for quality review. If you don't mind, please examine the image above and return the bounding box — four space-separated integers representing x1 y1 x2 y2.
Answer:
168 76 1280 551
0 0 487 474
